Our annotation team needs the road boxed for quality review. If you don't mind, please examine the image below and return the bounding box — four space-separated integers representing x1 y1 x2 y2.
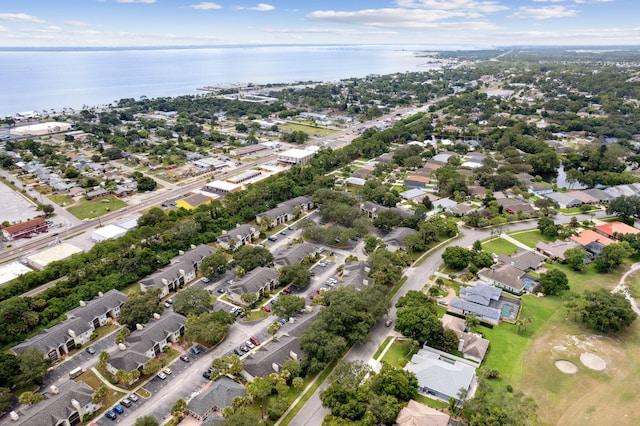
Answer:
288 211 604 425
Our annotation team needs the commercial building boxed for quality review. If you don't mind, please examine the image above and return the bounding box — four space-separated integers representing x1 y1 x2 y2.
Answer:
0 261 32 286
1 217 48 240
90 224 127 242
10 121 72 137
27 242 83 270
277 148 316 166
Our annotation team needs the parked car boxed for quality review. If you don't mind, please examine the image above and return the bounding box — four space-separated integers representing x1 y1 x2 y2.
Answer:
164 302 172 308
113 405 124 414
308 294 315 300
105 411 117 420
438 300 448 306
201 277 210 283
280 231 287 235
120 398 132 407
385 319 393 327
128 393 139 402
282 287 291 294
217 287 225 293
241 345 250 352
250 336 261 346
166 298 174 304
234 348 243 356
163 367 172 375
278 318 288 325
264 306 271 312
246 341 255 349
267 236 278 242
190 346 202 355
85 346 96 355
180 354 190 362
157 372 167 380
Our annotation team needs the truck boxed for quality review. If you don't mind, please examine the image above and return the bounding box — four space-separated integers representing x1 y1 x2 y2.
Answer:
69 367 83 379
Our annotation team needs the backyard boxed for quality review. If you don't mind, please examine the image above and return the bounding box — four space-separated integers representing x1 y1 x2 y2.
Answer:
281 122 336 137
508 229 556 248
481 237 518 256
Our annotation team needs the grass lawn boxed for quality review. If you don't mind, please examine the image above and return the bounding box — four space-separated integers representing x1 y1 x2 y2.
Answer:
67 195 127 219
50 194 74 206
480 294 562 385
244 310 269 322
381 338 420 368
280 362 336 425
77 369 126 409
546 260 627 293
373 336 393 360
508 229 556 248
282 122 336 137
481 237 518 256
414 393 449 409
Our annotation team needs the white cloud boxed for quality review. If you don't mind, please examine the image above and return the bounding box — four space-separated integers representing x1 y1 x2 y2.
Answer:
236 4 275 12
574 0 614 3
66 20 91 27
508 5 577 19
0 13 45 24
0 26 6 32
308 8 495 28
116 0 156 3
189 2 223 10
19 25 62 33
394 0 509 13
265 27 396 36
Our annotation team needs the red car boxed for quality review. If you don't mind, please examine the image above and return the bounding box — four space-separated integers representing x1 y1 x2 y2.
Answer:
250 336 261 346
308 294 315 300
282 287 291 294
180 354 190 362
264 306 271 312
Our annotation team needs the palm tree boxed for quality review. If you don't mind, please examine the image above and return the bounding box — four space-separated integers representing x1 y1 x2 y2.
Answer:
465 313 480 333
170 398 187 420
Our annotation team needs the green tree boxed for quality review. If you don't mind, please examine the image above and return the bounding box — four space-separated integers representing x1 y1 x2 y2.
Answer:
18 391 43 405
567 289 637 333
0 353 19 388
441 246 471 270
246 375 275 419
173 287 213 316
41 204 55 218
0 387 13 412
142 358 162 376
464 378 538 425
119 290 161 327
370 363 418 401
539 269 570 295
135 175 158 192
594 242 631 273
134 416 159 426
201 251 230 277
98 351 110 369
278 263 311 288
537 217 558 238
564 246 587 271
272 294 306 319
606 195 640 224
233 246 274 272
171 398 187 419
185 310 235 346
465 313 481 333
15 348 50 388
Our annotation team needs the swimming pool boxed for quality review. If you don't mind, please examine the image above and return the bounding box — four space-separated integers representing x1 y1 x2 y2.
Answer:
501 305 514 318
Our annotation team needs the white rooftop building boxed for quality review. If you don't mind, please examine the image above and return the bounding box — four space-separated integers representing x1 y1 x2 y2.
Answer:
277 148 316 166
0 261 32 286
10 122 73 136
27 243 83 270
91 224 127 242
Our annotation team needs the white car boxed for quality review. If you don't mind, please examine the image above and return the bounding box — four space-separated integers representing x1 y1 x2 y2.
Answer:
157 372 167 380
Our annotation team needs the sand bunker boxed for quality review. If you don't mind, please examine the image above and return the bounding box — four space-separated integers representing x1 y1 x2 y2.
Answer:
555 360 578 374
580 352 606 371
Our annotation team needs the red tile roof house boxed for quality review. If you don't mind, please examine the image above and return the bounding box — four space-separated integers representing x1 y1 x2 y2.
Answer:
595 222 640 239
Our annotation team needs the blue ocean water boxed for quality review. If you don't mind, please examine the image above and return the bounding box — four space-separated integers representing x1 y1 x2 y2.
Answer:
0 44 440 117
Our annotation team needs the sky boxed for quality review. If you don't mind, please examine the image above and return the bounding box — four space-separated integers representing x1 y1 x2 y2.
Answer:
0 0 638 48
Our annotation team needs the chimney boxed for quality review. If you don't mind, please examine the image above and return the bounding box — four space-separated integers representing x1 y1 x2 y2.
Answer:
49 385 59 395
71 399 81 412
136 323 144 331
9 411 18 421
118 343 126 351
153 313 161 320
190 244 196 249
98 291 104 297
178 250 184 255
458 339 465 352
79 300 86 307
272 363 280 372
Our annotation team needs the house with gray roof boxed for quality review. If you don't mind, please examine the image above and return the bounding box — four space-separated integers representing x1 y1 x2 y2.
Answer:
216 224 260 250
449 298 501 324
535 240 579 261
12 290 127 362
441 314 490 363
12 380 98 426
187 377 245 421
382 227 418 251
140 244 215 297
497 249 545 272
256 196 314 227
459 283 502 306
226 267 279 305
106 351 150 377
432 197 458 212
341 261 374 288
243 308 318 380
544 192 581 209
581 188 612 203
399 188 427 201
406 346 476 404
478 264 532 294
274 242 318 267
126 312 186 358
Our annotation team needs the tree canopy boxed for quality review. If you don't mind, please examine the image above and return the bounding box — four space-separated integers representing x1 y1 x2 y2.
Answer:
564 289 637 333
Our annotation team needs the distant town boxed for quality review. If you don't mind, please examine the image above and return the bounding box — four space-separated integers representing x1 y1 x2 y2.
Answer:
0 47 639 426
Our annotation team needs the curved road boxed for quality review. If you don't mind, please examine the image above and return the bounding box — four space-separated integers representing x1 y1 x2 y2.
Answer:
288 212 604 425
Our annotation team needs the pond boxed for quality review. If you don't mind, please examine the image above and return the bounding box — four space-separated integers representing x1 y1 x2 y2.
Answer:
555 165 587 190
